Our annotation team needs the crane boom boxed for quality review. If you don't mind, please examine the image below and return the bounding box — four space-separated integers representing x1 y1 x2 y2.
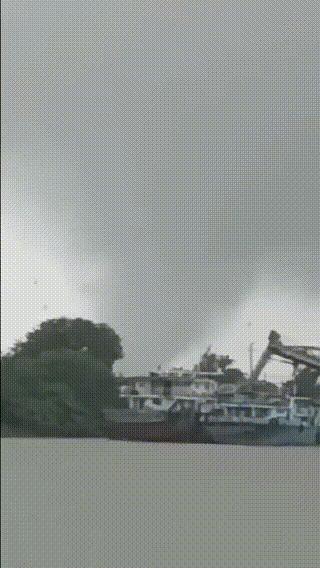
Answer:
269 343 320 370
250 349 273 382
250 331 320 381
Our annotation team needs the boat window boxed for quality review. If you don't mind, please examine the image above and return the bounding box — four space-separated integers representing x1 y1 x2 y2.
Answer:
255 407 270 418
295 401 308 411
225 407 238 416
211 408 224 417
153 398 161 405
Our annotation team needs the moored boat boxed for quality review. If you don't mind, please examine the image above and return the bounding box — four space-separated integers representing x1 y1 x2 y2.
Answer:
115 331 320 445
197 400 320 445
199 421 320 445
102 407 200 442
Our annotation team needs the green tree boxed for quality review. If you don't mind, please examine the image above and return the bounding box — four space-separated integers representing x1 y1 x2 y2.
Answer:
199 351 218 372
223 368 245 383
294 368 319 398
281 369 319 399
11 318 123 369
1 350 120 435
199 350 234 373
217 355 234 372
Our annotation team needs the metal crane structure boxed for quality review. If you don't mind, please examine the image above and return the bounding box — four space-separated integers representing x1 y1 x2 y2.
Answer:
250 330 320 382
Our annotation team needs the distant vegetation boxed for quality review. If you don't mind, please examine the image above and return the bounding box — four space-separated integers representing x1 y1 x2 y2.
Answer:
282 368 320 399
1 318 123 436
198 351 234 373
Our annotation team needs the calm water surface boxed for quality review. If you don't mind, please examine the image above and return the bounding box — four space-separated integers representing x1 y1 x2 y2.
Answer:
2 440 320 568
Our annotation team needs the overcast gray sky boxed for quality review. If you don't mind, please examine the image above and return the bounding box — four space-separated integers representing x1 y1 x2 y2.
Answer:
2 1 319 375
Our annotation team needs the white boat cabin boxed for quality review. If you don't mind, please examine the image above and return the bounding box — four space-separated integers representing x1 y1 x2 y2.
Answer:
118 369 224 408
198 398 318 427
198 401 288 425
117 373 318 427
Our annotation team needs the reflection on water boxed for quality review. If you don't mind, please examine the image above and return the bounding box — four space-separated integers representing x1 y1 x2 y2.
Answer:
2 440 320 568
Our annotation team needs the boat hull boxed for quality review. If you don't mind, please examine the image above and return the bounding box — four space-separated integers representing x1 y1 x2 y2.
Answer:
104 419 201 442
103 407 202 442
200 422 320 446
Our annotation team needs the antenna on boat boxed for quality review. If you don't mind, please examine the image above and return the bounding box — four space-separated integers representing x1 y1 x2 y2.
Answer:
248 322 254 376
249 342 254 377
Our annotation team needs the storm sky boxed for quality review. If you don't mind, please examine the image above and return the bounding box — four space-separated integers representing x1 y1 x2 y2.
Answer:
2 1 319 375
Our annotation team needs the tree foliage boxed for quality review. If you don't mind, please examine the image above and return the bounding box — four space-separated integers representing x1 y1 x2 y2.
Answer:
293 368 319 398
199 350 234 373
11 318 123 368
2 346 121 436
223 368 245 383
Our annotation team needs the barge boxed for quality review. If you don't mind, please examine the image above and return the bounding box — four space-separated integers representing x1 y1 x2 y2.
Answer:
103 404 202 443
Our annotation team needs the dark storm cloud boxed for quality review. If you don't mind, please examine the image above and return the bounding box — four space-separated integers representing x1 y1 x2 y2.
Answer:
3 1 319 371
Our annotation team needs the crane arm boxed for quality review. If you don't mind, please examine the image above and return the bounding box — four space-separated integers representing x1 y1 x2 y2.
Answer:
250 349 273 381
250 330 320 381
269 344 320 370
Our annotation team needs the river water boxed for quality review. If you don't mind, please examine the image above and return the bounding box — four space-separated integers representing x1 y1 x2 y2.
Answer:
2 440 319 568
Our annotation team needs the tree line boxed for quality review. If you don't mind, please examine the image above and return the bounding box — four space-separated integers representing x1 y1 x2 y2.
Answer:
2 317 319 436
